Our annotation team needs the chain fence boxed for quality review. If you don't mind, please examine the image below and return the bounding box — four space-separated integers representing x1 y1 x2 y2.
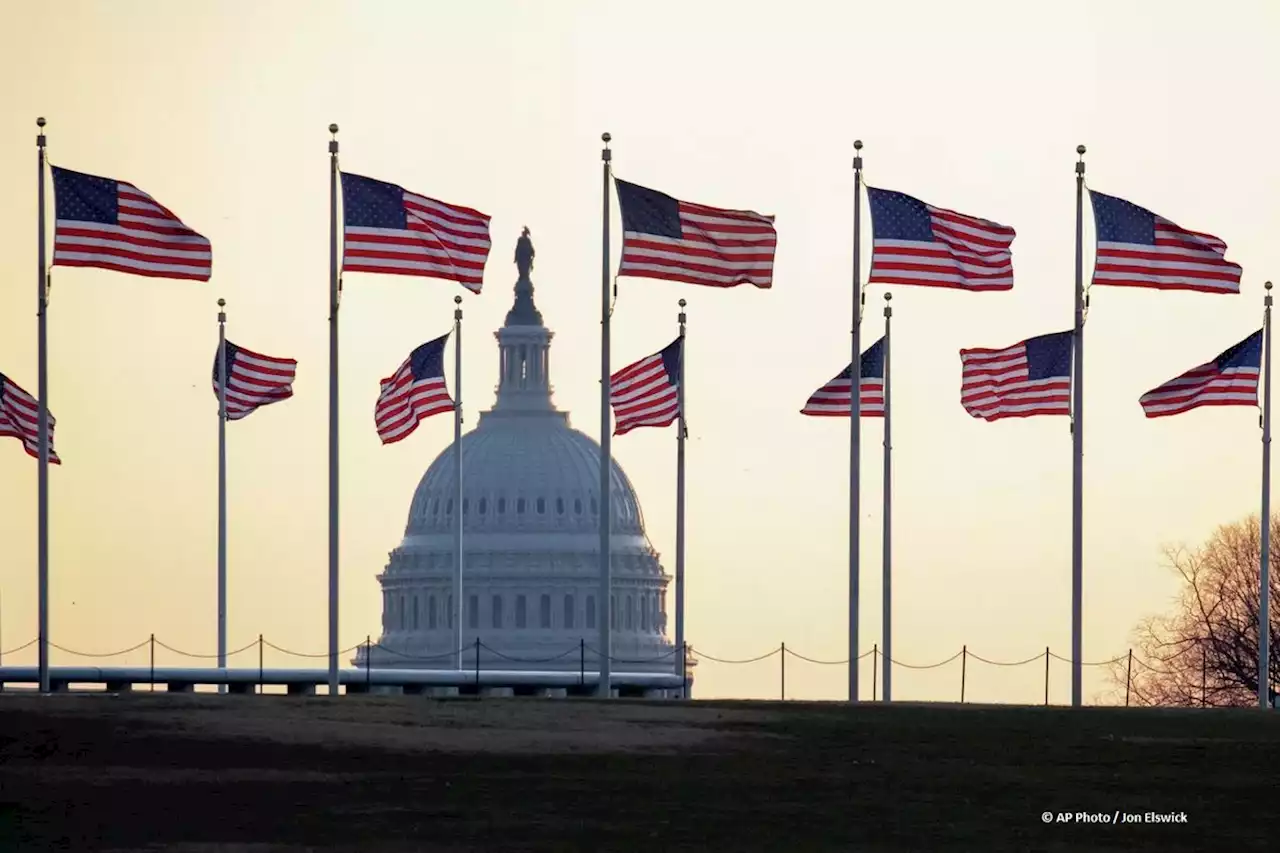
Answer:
0 633 1201 706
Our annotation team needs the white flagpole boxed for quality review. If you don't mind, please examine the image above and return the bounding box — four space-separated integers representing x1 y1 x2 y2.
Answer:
598 132 613 698
1071 144 1087 708
327 123 341 696
1261 280 1273 709
881 291 892 702
453 294 464 670
36 116 50 695
675 299 687 694
217 299 228 692
849 139 864 702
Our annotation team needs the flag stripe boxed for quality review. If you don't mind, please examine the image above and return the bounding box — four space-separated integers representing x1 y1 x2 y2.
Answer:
959 343 1071 421
0 373 60 463
374 343 455 445
1090 192 1241 294
800 377 885 416
214 344 297 421
609 343 681 436
616 182 777 289
867 189 1016 292
52 172 212 281
341 173 491 293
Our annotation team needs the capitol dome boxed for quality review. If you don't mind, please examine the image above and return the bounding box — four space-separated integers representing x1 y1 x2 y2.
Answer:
363 230 677 681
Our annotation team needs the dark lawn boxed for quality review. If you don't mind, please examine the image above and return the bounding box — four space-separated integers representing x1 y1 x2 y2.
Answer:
0 694 1276 851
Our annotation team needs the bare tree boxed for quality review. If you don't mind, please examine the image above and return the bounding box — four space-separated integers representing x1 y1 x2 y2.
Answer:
1114 514 1279 707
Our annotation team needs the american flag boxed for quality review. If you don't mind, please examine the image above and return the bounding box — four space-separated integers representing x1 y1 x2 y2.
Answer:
375 334 455 445
614 178 776 289
866 187 1015 291
1089 191 1242 294
213 342 298 421
341 172 491 293
0 372 60 464
610 338 682 436
801 337 886 417
51 166 211 281
959 331 1073 421
1139 330 1261 418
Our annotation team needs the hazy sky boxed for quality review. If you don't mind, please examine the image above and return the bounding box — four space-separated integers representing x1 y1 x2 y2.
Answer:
2 0 1278 702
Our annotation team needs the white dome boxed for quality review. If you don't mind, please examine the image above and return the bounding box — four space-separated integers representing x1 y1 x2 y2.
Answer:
364 231 676 680
405 417 645 538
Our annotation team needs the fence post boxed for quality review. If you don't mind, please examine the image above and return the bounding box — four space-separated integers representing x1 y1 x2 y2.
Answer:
579 637 585 689
149 633 155 691
1192 645 1203 701
1039 645 1049 701
1125 648 1133 707
780 641 786 701
1044 646 1050 706
257 634 263 695
365 634 372 691
872 644 878 702
682 641 690 700
474 637 481 691
960 644 967 703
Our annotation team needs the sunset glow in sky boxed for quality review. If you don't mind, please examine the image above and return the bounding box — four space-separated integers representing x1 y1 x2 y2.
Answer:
1 0 1278 701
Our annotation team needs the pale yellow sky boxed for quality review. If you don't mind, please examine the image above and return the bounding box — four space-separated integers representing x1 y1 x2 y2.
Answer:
1 0 1277 702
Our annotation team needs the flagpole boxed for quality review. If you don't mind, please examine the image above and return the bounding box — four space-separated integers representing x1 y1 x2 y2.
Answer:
1261 280 1273 710
453 294 464 671
217 298 228 692
674 298 688 692
849 139 864 702
36 116 50 695
327 122 340 696
882 291 892 703
1071 144 1087 708
598 131 613 698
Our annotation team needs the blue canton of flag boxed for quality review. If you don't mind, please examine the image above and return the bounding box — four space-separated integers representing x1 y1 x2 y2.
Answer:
1139 330 1262 418
801 337 886 417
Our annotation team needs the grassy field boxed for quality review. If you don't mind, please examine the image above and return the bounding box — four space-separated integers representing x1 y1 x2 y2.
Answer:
1 694 1277 851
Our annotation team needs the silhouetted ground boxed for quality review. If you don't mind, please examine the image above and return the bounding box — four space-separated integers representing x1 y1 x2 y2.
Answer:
1 693 1278 851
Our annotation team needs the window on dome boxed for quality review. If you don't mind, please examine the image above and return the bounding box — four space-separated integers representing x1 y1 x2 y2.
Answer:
515 595 527 628
478 498 487 515
536 497 545 514
468 595 479 629
586 595 596 629
492 595 503 629
398 596 406 630
446 498 454 515
517 498 526 514
590 496 598 515
462 498 469 515
574 498 583 515
497 497 506 514
564 594 575 629
413 595 420 630
626 596 635 631
641 597 648 632
540 594 552 629
556 497 565 515
431 499 439 516
429 595 437 630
